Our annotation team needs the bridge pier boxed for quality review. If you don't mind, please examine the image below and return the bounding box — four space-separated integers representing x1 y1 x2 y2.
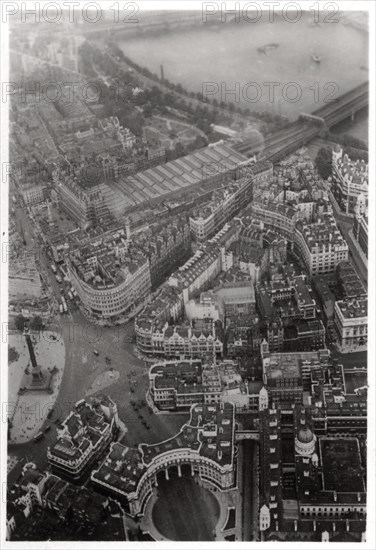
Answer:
165 468 169 481
177 464 182 477
191 464 195 476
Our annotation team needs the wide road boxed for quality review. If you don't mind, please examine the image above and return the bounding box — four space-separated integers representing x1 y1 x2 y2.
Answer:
241 439 259 541
8 194 187 474
327 189 368 289
335 219 368 288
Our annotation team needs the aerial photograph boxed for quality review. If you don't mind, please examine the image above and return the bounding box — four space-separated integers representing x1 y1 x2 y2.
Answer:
2 1 372 545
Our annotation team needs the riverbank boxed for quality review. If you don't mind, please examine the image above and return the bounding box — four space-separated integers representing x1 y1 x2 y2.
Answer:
119 16 368 119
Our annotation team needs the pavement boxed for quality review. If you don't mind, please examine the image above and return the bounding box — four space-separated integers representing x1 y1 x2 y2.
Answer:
8 331 65 444
85 369 121 397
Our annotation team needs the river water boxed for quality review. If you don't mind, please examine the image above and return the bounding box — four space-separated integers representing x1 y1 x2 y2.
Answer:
119 14 368 141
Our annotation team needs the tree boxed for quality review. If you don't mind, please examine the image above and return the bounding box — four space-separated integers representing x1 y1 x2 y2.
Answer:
341 134 368 151
343 146 368 163
193 135 208 149
14 315 27 332
315 147 332 179
142 103 153 118
29 316 44 331
174 142 186 158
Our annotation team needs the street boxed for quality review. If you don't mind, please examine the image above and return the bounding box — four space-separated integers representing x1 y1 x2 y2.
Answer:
8 196 188 471
241 440 259 541
330 194 368 289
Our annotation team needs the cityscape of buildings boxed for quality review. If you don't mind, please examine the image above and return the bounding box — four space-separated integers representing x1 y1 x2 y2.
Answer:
3 7 371 547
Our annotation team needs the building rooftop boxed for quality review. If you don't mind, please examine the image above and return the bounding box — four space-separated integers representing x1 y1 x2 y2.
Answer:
215 283 256 304
294 276 314 306
68 227 149 290
140 402 234 467
48 398 113 465
92 403 234 499
264 353 302 380
136 284 182 332
253 200 297 220
333 150 368 187
336 298 367 319
117 144 247 206
298 213 347 252
92 444 146 495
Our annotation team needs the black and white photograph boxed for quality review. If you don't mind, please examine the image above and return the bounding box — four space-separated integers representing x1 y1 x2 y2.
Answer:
0 1 374 547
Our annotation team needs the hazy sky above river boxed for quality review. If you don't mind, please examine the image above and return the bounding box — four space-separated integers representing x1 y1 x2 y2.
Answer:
120 13 368 121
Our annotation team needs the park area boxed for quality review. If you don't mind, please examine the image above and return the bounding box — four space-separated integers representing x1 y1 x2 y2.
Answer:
143 115 206 150
320 438 365 493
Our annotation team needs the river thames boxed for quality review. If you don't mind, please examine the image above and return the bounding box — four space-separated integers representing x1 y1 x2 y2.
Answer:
120 13 368 140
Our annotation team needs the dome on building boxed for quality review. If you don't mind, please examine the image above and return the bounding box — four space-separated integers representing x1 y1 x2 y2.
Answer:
295 425 316 456
298 426 314 444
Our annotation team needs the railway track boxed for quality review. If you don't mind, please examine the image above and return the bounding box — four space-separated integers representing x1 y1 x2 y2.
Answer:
235 81 369 158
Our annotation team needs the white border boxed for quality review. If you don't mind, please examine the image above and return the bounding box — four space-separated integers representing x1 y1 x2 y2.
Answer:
0 1 375 549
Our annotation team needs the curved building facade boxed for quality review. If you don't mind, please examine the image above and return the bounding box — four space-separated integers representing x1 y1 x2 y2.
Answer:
68 258 151 320
91 402 235 516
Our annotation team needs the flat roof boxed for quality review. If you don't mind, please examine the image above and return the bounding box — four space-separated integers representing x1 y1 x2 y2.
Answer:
265 353 302 379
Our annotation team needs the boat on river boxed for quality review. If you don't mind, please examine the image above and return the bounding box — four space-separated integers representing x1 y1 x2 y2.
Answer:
257 43 279 55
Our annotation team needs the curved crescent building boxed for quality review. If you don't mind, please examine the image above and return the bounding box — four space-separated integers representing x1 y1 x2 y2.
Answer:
66 228 151 321
91 402 235 516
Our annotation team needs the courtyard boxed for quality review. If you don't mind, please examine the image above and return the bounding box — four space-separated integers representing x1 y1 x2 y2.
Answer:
320 438 365 493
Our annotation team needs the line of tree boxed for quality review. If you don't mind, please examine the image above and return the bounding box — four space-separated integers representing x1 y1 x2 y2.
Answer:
315 147 333 180
14 315 44 332
319 128 368 162
103 41 288 130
